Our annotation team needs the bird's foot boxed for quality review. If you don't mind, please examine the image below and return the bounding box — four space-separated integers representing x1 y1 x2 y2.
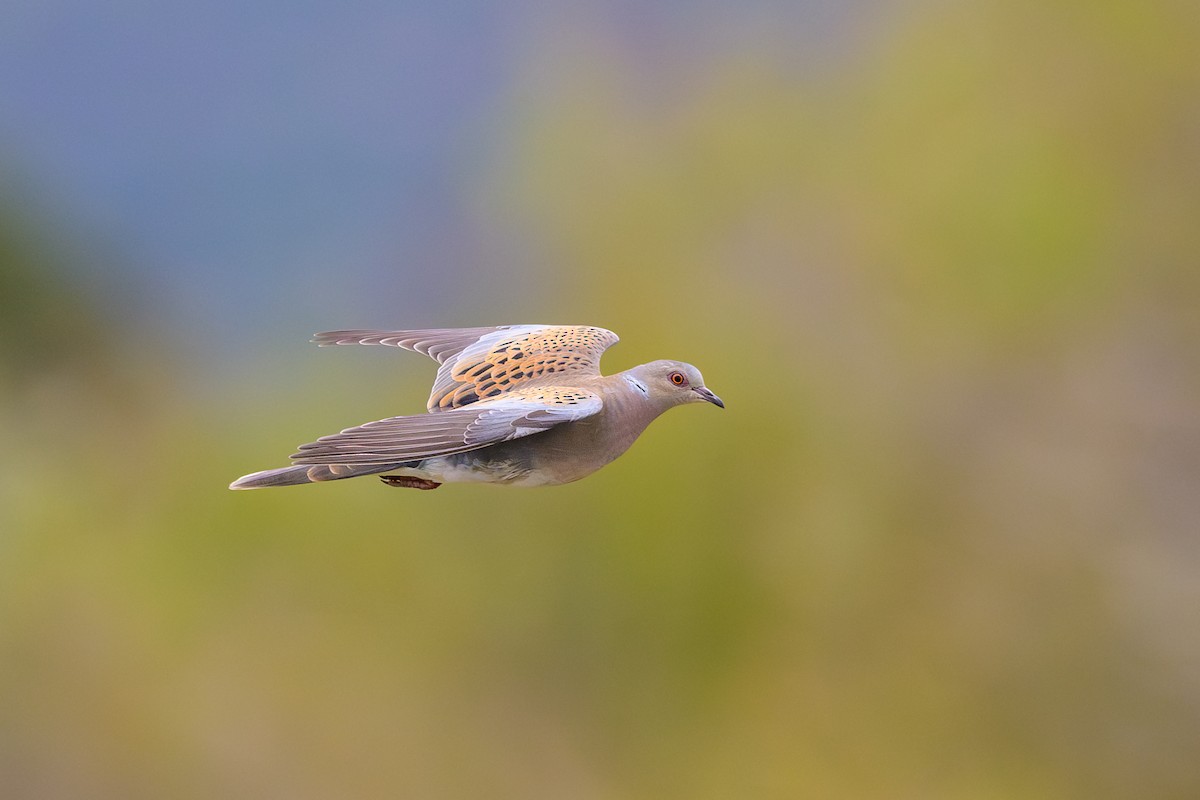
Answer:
380 475 442 490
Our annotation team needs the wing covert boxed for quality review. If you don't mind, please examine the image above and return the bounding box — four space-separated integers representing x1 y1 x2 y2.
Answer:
313 324 619 411
428 325 618 410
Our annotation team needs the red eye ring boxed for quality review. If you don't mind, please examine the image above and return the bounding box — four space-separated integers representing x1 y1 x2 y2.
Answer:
669 371 687 386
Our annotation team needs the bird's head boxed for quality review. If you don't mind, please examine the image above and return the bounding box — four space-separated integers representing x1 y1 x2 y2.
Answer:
627 360 724 410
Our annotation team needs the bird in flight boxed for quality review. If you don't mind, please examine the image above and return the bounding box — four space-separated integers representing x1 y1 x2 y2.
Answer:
230 325 723 491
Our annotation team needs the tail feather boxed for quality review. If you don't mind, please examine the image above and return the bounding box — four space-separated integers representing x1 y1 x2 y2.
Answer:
229 462 400 490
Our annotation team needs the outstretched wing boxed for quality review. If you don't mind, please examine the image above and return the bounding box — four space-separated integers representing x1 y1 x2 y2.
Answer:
313 325 619 411
290 386 602 466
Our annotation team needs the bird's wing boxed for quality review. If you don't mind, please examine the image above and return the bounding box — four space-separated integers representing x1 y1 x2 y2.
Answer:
289 386 602 466
313 325 619 411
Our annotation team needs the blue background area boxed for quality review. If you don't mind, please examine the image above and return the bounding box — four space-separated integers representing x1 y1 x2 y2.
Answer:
0 1 865 359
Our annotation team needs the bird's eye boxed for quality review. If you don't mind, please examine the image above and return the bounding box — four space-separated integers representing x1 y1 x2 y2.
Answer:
669 371 687 386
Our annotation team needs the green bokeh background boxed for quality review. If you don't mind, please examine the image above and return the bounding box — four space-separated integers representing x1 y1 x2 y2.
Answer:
3 2 1199 798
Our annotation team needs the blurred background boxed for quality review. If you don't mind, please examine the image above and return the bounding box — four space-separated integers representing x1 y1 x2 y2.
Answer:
2 1 1198 797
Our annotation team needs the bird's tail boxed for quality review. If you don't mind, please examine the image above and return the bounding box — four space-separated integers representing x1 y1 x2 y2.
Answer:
229 462 399 490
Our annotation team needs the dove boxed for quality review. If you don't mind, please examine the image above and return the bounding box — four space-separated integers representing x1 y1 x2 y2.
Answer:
229 325 723 491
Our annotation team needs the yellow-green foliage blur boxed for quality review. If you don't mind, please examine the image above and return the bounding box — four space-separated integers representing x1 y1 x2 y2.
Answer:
3 2 1199 798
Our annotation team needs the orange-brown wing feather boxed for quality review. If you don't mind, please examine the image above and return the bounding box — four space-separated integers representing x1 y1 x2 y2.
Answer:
313 324 619 412
427 325 618 410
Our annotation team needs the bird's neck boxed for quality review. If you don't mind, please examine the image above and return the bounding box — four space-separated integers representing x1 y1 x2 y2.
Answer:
605 371 672 429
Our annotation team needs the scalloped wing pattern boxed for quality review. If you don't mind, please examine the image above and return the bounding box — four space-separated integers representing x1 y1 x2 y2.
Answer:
312 325 620 412
427 326 619 411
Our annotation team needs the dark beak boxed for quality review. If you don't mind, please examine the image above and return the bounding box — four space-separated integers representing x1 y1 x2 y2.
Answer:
693 386 725 409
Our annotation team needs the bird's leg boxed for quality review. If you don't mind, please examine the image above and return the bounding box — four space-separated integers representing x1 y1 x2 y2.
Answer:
380 475 442 490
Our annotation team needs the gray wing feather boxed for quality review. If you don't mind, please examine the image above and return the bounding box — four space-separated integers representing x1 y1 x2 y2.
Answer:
312 326 534 365
290 391 602 466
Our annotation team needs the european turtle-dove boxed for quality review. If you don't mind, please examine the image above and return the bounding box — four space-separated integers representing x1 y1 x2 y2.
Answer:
229 325 723 490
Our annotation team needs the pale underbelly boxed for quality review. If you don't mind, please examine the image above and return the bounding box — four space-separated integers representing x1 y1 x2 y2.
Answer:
390 417 638 487
402 452 559 487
